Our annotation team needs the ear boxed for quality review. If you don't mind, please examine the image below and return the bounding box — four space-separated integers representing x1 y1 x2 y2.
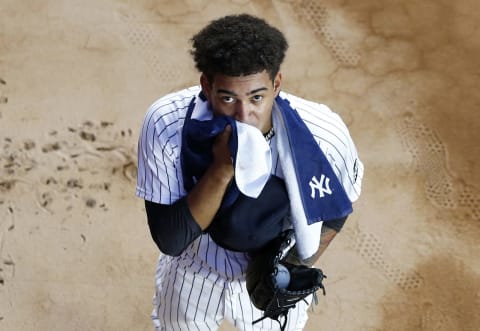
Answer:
200 74 211 99
273 72 282 96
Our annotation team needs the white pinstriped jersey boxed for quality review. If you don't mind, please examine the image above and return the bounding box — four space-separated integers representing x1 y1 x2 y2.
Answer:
136 86 363 279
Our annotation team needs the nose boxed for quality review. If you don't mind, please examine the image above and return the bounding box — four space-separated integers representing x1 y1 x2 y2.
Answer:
234 101 249 122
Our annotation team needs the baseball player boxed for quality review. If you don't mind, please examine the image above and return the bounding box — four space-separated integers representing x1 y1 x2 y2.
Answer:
136 14 363 331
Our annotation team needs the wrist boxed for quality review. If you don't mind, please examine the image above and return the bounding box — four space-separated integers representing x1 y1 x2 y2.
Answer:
209 161 234 183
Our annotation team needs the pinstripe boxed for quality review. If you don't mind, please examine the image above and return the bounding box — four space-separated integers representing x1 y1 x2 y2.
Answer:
204 235 210 262
224 251 234 280
212 280 224 327
160 136 173 204
299 107 351 143
204 274 219 322
150 126 159 201
176 269 188 329
193 272 209 322
154 258 167 327
160 141 173 203
301 115 352 172
249 299 255 330
304 117 348 151
214 241 219 272
229 293 237 329
138 114 152 200
206 276 221 329
139 111 154 201
154 109 182 126
168 260 178 328
230 253 246 277
238 297 246 329
314 134 353 184
173 152 182 202
184 271 197 331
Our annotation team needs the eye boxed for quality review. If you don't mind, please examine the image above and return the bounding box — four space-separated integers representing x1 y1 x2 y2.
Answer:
221 96 236 104
251 95 264 102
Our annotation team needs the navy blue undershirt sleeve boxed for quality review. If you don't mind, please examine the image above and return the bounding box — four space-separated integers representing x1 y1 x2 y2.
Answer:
145 197 202 256
322 216 348 232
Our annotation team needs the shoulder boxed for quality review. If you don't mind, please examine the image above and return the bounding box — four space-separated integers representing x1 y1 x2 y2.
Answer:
144 86 201 126
278 91 351 142
140 86 200 145
138 86 200 161
279 91 364 201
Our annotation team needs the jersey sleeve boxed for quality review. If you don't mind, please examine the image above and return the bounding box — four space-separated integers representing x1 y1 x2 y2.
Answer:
135 100 187 205
316 106 363 203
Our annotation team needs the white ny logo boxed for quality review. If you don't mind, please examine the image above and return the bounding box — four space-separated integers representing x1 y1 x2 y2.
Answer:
309 175 332 199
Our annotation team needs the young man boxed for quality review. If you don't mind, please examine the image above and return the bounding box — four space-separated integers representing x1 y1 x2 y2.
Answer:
136 14 363 331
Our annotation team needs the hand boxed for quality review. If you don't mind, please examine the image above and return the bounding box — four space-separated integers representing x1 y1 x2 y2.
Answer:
186 124 234 229
211 125 234 178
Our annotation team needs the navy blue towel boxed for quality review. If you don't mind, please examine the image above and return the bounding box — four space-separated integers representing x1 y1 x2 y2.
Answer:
181 98 240 211
275 95 352 224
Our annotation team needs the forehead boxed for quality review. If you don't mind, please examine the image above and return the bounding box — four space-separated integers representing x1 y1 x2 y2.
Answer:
211 71 272 94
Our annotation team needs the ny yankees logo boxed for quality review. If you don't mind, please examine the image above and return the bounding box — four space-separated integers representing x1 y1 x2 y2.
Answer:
309 174 332 198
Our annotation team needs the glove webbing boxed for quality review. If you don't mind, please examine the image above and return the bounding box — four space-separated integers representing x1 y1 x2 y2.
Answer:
252 279 326 330
247 230 327 330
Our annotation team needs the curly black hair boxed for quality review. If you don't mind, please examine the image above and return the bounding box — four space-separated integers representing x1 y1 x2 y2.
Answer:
190 14 289 82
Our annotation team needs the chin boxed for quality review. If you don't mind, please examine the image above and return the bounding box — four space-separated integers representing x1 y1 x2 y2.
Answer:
240 121 258 129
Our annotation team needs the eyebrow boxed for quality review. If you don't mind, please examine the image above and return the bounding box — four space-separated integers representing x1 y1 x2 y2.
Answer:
216 87 269 96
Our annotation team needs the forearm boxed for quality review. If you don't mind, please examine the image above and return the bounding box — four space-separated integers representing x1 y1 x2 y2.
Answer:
145 164 232 256
285 226 338 267
186 162 233 230
186 123 234 230
145 197 202 256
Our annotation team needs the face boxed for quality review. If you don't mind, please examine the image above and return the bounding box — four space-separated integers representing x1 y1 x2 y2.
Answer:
201 70 282 134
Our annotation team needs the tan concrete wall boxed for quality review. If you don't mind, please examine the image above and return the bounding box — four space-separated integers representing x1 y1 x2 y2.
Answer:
0 1 478 330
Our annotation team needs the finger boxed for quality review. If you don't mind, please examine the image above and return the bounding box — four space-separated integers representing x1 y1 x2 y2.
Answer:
223 124 232 135
217 124 232 143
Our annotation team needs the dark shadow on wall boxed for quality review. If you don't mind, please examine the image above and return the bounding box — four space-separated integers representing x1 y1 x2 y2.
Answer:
379 254 480 331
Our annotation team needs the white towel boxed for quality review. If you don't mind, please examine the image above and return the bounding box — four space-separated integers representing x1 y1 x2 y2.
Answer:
190 95 272 199
272 105 323 259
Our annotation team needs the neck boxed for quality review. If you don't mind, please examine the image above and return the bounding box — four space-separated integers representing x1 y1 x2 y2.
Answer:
263 127 275 141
